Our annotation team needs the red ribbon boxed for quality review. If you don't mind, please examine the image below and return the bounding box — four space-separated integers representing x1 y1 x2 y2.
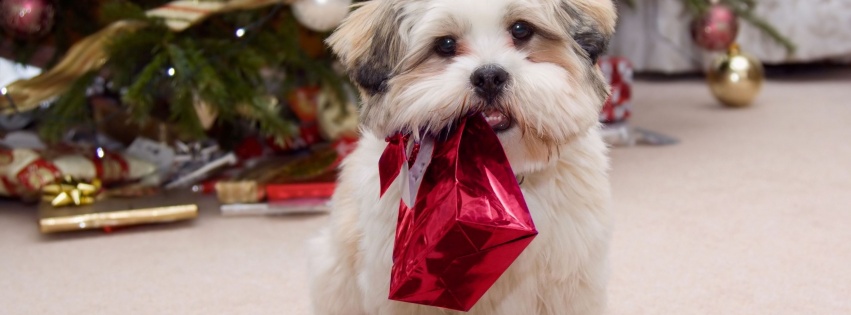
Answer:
379 134 409 197
16 159 62 192
92 151 129 183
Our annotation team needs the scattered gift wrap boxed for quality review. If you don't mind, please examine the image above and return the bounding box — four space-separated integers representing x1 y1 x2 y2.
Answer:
164 141 238 189
213 138 357 217
599 56 634 124
379 115 538 312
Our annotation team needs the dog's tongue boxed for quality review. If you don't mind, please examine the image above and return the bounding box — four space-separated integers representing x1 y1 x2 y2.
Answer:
482 108 511 131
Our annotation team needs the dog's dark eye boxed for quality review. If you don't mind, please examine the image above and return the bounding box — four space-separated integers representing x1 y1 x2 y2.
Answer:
435 37 457 56
510 21 534 42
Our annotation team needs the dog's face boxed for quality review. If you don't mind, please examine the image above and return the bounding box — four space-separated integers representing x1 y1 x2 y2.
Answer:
329 0 616 174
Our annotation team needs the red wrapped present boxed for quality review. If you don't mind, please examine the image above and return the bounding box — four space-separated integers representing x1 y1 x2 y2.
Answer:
379 114 538 312
266 182 335 201
598 56 634 124
0 148 155 198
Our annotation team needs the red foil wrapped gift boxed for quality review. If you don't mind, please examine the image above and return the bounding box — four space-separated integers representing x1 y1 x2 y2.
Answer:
598 56 634 124
379 115 538 312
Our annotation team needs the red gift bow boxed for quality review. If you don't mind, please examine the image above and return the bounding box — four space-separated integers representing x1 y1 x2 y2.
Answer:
378 115 538 312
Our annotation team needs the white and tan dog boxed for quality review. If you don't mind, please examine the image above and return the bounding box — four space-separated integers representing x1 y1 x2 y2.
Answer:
309 0 616 314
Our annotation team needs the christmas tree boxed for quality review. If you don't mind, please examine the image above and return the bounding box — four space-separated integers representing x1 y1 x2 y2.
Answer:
1 0 358 144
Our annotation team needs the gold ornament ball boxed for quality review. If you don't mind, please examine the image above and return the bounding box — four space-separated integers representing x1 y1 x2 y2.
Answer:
707 45 765 107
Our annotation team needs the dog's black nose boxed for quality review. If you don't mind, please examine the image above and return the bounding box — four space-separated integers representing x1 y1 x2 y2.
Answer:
471 65 509 101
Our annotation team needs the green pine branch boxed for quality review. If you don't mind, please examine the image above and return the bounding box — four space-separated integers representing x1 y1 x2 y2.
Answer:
36 2 355 142
39 72 98 141
719 0 797 53
682 0 710 14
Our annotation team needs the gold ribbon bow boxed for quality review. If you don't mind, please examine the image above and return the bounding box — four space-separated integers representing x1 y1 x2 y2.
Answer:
42 177 102 207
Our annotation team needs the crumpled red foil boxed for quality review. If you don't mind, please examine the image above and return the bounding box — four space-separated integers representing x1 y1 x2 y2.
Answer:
379 114 538 312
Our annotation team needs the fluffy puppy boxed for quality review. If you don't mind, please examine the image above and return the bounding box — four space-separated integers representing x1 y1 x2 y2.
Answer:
309 0 616 314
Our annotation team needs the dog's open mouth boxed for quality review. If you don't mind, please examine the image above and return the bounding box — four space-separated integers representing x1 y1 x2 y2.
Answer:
482 108 512 132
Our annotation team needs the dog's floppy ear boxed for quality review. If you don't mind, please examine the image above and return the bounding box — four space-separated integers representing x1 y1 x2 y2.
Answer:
327 0 403 96
558 0 617 63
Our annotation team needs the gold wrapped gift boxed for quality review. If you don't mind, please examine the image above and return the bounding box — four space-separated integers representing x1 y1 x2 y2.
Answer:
39 192 198 234
215 181 264 204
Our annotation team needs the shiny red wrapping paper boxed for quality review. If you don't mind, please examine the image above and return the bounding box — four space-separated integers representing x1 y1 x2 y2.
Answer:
379 115 538 312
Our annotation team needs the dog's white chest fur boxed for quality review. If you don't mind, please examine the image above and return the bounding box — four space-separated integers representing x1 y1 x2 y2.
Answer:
309 129 611 315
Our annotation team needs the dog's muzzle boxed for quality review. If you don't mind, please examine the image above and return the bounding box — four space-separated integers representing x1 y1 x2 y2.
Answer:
472 65 512 132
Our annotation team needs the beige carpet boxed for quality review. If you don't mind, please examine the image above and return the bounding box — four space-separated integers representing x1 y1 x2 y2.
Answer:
1 69 850 314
